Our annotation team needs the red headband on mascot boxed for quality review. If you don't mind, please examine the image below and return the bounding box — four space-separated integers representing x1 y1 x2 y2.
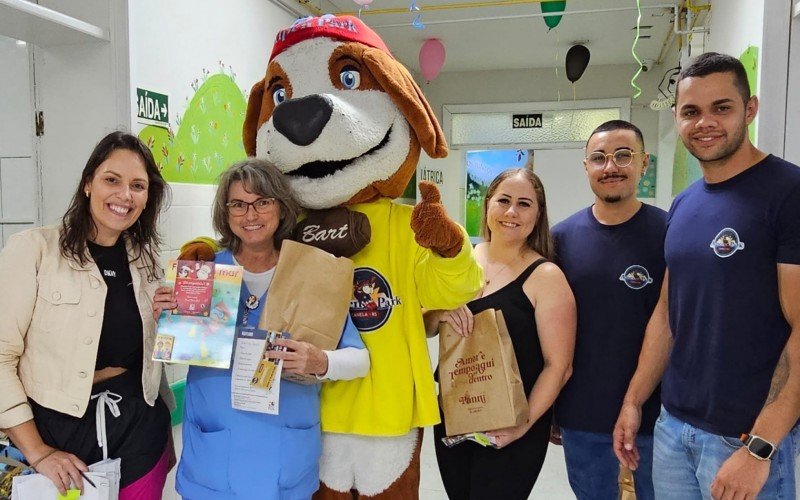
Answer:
270 15 392 61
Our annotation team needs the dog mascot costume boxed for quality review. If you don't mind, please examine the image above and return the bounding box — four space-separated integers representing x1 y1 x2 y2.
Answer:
183 14 482 498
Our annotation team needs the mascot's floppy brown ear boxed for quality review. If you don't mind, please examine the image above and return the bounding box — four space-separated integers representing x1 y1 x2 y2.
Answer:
243 79 266 157
362 48 448 159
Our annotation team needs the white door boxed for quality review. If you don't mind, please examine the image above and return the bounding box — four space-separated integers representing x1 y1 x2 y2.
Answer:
0 34 38 247
533 148 595 226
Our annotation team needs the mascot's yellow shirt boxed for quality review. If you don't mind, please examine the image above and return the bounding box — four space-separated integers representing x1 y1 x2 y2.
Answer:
320 198 483 436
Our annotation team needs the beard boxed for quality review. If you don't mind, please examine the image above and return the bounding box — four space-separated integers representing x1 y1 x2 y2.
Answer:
687 122 747 164
602 194 623 203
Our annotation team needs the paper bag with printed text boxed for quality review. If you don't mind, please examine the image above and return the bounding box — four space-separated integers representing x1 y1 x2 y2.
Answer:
258 240 354 383
438 309 529 436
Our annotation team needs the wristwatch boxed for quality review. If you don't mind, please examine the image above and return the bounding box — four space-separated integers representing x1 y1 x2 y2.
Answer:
740 433 777 461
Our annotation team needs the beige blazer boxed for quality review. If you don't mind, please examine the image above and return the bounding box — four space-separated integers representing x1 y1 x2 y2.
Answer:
0 226 174 430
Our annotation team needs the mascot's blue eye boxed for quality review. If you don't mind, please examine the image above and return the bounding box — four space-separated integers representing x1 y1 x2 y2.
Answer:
339 69 361 89
272 87 286 105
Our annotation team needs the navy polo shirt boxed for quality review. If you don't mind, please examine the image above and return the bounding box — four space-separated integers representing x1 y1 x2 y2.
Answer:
663 155 800 436
554 203 667 434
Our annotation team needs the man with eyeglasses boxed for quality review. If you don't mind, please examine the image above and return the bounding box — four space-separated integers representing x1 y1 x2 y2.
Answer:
552 119 666 500
614 52 800 499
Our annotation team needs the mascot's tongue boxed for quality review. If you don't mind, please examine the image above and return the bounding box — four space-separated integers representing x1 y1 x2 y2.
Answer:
286 127 392 179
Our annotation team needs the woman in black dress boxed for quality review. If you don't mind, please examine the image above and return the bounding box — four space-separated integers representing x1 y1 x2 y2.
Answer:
426 168 576 499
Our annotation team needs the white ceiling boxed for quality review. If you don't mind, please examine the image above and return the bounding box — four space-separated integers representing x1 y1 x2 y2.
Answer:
316 0 684 73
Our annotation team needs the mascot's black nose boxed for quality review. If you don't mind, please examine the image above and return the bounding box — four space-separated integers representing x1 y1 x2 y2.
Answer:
273 94 333 146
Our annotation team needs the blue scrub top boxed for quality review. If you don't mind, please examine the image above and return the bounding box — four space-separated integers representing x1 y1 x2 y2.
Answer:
176 249 364 499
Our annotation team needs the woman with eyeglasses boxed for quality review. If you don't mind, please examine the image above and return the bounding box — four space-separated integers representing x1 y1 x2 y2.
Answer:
424 168 576 500
152 159 368 499
0 132 174 498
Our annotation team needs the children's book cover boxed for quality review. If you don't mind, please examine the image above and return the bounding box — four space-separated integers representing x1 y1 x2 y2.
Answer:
154 260 243 368
173 260 215 316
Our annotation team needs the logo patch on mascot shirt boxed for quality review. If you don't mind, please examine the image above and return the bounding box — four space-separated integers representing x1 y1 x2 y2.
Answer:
350 268 401 332
619 265 654 290
710 228 745 258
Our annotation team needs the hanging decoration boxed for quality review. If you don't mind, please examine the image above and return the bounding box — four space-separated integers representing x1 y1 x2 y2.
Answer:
419 39 446 83
630 0 644 98
353 0 373 18
565 44 590 83
410 0 424 29
540 0 567 30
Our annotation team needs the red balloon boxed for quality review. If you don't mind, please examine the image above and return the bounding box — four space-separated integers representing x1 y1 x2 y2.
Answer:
419 39 446 82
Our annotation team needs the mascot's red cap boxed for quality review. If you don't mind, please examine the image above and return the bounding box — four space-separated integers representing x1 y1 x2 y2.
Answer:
270 15 392 61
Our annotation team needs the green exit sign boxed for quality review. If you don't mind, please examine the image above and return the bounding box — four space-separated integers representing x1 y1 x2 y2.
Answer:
137 88 169 127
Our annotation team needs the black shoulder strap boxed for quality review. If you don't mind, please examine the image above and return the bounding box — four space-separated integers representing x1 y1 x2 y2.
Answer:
515 258 550 284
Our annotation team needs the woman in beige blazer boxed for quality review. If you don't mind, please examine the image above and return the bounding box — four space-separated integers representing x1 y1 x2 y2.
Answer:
0 132 174 498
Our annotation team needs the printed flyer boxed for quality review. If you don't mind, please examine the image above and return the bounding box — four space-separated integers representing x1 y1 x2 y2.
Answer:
153 260 243 368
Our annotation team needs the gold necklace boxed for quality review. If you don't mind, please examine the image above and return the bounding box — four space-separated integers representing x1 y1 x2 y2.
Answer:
484 260 512 286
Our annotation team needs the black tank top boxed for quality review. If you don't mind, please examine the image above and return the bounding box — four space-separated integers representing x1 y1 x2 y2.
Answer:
468 258 548 395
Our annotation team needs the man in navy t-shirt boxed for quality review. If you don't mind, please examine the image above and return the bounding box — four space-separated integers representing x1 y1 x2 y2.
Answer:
614 52 800 500
553 120 666 500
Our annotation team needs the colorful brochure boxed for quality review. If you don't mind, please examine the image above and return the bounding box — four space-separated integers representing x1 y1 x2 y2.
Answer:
153 260 243 368
231 328 285 414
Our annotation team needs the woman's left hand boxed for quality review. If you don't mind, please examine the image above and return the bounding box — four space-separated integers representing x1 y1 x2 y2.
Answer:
152 286 177 321
486 421 532 449
268 338 329 376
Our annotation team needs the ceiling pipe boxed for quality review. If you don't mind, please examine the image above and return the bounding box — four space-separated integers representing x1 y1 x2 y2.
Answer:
369 4 676 29
346 0 570 17
673 2 708 35
269 0 321 17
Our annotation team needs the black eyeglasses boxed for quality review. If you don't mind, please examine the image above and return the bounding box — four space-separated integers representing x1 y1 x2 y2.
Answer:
225 198 276 216
585 149 645 170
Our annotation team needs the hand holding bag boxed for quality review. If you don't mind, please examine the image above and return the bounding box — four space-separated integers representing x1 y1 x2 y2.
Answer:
438 309 529 436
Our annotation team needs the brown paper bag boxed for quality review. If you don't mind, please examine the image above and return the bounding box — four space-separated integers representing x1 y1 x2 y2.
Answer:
438 309 529 436
258 240 354 384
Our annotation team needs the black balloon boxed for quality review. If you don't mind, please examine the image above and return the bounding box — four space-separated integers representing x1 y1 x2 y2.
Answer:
565 44 591 83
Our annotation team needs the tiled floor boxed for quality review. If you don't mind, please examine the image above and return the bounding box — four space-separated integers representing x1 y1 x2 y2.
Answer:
163 424 575 499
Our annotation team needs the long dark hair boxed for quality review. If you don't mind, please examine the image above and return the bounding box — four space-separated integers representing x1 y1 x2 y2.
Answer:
212 159 300 253
480 168 554 259
59 131 170 280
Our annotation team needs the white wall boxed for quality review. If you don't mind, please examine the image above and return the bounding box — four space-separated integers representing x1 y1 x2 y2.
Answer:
128 0 295 383
422 63 664 150
128 0 295 260
418 62 673 219
706 1 764 61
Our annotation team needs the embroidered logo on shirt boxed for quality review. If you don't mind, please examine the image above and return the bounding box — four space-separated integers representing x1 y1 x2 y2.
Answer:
619 265 654 290
710 228 745 258
350 267 402 332
103 269 117 278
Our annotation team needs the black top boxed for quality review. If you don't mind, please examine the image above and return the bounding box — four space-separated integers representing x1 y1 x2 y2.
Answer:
87 238 143 371
468 259 547 396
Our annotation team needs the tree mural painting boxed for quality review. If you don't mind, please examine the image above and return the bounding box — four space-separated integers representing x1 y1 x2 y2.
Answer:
139 67 248 184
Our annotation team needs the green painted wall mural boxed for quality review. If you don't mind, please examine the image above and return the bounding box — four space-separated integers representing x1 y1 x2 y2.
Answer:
739 46 758 143
139 71 248 184
671 139 702 196
638 154 657 198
